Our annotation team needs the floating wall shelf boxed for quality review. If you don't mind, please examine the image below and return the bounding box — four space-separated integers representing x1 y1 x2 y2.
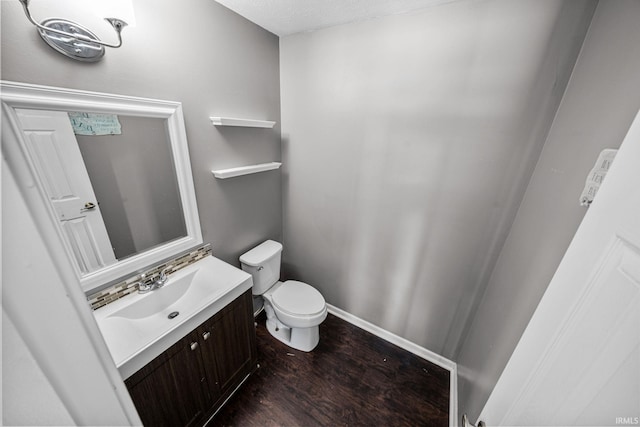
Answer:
210 116 276 128
212 162 282 179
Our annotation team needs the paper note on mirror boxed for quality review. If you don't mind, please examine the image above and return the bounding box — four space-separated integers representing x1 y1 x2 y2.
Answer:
68 112 122 136
579 148 617 206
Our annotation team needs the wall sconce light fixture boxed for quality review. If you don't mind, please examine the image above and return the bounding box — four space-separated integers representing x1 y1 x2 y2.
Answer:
18 0 129 62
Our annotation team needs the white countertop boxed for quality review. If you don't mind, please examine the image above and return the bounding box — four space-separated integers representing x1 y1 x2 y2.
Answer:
93 255 253 379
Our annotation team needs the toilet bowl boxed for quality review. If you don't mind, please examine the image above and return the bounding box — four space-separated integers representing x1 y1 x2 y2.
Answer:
240 240 327 352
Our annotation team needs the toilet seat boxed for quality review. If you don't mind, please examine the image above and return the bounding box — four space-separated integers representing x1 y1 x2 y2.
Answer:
272 280 326 317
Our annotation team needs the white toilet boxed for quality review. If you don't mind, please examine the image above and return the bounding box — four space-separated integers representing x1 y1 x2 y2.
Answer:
240 240 327 352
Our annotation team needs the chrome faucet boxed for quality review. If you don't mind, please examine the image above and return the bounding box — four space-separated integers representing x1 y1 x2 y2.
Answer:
137 266 172 294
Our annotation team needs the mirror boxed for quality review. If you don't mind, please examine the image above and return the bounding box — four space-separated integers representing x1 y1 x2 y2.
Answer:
73 115 186 260
1 81 202 293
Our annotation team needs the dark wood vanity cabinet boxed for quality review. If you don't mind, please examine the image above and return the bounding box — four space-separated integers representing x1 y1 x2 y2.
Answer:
124 331 209 427
125 290 257 427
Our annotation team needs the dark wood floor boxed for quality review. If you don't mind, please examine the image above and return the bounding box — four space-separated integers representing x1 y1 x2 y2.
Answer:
212 313 450 427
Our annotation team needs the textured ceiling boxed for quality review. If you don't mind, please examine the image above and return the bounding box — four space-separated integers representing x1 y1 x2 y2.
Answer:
214 0 460 36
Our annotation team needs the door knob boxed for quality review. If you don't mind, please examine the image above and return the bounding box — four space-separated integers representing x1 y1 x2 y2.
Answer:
190 342 199 351
202 331 211 340
81 202 96 212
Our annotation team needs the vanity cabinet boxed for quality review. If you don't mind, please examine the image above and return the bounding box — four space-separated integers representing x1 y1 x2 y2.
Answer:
125 290 257 426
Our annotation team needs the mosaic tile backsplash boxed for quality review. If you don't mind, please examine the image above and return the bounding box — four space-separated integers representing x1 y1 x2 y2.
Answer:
87 244 212 311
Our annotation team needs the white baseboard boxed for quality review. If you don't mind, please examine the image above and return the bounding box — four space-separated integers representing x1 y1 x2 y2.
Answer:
326 304 458 427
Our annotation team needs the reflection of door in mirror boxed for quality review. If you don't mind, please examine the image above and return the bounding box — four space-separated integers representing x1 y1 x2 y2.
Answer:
15 109 187 272
15 108 117 273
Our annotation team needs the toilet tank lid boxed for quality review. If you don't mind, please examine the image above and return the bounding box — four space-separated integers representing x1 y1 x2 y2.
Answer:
239 240 283 266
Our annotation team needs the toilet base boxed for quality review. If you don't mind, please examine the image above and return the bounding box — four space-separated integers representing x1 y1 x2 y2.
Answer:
265 318 320 352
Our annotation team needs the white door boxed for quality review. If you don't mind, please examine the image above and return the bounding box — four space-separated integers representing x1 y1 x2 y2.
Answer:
15 108 117 273
478 110 640 426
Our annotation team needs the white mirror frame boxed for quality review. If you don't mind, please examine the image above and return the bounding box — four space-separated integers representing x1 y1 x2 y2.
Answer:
1 80 203 293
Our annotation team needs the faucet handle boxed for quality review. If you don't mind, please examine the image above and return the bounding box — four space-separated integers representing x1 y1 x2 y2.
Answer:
159 265 173 280
155 265 172 287
138 273 153 294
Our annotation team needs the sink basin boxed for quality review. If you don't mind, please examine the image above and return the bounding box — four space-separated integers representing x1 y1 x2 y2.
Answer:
93 255 253 379
111 269 213 321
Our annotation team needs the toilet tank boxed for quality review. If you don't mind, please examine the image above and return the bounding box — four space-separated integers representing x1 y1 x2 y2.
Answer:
239 240 283 295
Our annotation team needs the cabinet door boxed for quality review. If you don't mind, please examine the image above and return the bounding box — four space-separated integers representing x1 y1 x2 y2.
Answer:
125 332 209 427
200 291 257 397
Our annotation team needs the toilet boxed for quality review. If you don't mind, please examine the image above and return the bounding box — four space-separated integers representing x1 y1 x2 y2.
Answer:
240 240 327 352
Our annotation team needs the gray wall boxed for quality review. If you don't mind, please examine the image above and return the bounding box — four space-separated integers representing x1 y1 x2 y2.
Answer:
457 0 640 420
280 0 595 359
1 0 282 269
